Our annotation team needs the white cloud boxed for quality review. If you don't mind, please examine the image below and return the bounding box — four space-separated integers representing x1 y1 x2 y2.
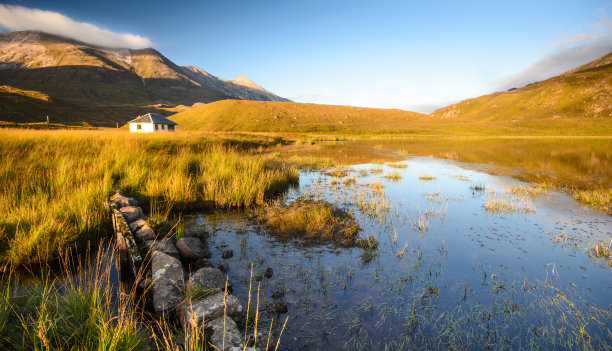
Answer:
494 17 612 91
0 5 153 48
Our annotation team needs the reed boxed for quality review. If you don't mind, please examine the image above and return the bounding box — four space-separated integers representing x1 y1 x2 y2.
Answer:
0 129 298 265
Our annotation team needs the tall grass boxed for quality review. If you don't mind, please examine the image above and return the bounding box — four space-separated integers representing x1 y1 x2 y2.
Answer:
0 129 298 265
0 244 149 350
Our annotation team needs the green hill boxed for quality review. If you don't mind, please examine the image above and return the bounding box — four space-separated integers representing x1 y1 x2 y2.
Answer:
170 99 428 133
431 52 612 126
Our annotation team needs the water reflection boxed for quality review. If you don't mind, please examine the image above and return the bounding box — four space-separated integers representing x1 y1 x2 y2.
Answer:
184 151 612 350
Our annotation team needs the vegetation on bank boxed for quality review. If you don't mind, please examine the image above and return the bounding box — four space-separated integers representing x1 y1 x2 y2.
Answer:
0 129 298 265
258 198 361 247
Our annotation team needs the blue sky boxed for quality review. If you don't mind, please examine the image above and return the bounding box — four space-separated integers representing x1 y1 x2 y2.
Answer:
1 0 611 111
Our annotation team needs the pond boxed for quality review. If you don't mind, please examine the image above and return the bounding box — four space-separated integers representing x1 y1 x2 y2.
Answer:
183 138 612 350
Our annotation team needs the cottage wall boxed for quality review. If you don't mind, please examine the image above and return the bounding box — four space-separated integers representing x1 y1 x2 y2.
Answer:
129 123 155 133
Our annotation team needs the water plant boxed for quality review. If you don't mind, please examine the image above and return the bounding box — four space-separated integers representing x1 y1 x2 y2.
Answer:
419 174 437 181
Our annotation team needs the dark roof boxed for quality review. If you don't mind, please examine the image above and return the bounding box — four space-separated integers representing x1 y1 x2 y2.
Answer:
127 113 177 125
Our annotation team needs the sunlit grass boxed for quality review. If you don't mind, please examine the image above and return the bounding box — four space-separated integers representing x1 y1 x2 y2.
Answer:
383 172 403 181
485 190 536 213
418 174 437 181
572 188 612 213
0 129 298 265
258 198 361 247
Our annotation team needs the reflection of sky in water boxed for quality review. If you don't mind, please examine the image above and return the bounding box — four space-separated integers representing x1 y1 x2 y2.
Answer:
184 156 612 350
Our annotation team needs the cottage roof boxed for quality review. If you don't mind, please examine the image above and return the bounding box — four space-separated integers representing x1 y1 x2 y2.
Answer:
127 113 177 125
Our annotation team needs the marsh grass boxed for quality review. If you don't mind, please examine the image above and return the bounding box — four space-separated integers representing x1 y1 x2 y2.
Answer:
386 162 407 169
572 188 612 213
0 129 298 265
258 198 361 247
418 174 437 181
383 172 403 181
325 169 348 178
588 241 612 267
0 244 149 350
506 184 549 198
485 190 536 214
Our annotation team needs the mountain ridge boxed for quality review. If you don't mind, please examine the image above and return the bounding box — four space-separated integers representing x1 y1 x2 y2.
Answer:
0 30 289 125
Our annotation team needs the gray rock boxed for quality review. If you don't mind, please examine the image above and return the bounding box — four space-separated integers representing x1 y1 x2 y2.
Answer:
134 225 156 242
207 316 243 350
144 239 179 259
222 249 233 259
129 219 147 233
188 258 213 272
110 191 139 208
151 251 184 317
176 237 211 262
264 267 274 279
181 292 243 328
189 267 228 291
119 206 144 223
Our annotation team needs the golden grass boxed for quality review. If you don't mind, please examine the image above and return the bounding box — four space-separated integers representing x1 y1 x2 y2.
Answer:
383 172 403 181
572 189 612 213
418 174 437 181
0 129 298 265
258 198 361 247
485 190 536 214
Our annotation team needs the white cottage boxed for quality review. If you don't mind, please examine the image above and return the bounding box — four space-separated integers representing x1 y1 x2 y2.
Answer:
127 113 177 133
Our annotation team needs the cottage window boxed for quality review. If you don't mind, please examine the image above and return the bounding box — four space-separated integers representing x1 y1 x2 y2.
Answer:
137 124 141 130
168 125 175 131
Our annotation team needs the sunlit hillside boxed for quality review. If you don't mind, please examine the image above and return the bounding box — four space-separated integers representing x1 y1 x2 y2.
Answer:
170 99 428 133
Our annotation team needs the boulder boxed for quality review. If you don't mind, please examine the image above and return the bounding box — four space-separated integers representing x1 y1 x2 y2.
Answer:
222 250 233 259
176 237 211 262
264 267 274 279
189 267 228 291
119 206 144 223
134 225 156 242
181 292 243 328
207 316 243 350
150 251 184 317
129 219 147 233
187 258 213 272
110 191 139 208
144 239 179 259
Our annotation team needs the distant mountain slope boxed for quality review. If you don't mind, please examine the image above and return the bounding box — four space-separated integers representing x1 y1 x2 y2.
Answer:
432 52 612 122
0 30 288 125
170 99 426 133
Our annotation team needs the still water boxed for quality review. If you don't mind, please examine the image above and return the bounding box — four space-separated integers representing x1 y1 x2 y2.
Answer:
185 139 612 350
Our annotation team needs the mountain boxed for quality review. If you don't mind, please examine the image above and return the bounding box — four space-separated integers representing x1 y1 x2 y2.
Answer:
431 52 612 127
0 30 288 126
170 99 426 133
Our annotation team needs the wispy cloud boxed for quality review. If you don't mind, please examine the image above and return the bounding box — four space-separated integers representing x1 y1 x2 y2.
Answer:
494 17 612 91
0 5 153 48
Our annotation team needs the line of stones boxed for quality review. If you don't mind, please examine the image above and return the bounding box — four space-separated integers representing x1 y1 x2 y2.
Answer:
109 190 261 351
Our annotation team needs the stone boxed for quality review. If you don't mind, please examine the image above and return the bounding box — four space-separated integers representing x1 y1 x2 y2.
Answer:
134 225 156 242
264 267 274 279
181 292 243 328
144 239 179 259
110 191 139 208
218 263 228 273
188 258 213 272
189 267 228 291
222 250 233 259
150 251 184 317
206 316 243 350
176 237 211 262
246 331 269 348
129 219 147 233
267 300 288 314
119 206 144 223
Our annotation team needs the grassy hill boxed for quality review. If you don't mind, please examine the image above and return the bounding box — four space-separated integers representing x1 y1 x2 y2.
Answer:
170 99 429 133
171 52 612 135
432 53 612 125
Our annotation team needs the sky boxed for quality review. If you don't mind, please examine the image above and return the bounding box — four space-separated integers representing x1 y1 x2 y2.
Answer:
0 0 611 112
